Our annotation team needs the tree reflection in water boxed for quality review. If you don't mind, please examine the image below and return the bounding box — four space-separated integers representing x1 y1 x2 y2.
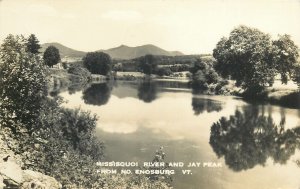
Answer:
82 82 112 106
138 81 157 103
192 97 223 115
210 105 300 171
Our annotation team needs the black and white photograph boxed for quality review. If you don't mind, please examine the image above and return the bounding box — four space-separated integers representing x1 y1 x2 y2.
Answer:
0 0 300 188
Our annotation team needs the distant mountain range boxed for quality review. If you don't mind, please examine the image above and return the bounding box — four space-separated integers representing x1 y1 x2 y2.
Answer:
40 43 86 58
41 43 184 60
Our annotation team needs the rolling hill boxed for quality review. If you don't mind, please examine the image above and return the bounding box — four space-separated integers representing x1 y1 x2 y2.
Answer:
41 43 184 60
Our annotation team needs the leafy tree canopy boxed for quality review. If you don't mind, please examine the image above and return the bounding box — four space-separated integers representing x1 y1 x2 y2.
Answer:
43 45 61 67
138 54 158 75
272 34 299 84
83 52 112 75
190 59 220 91
213 25 299 95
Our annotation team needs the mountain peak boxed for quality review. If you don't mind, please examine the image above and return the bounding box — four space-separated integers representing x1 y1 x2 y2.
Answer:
41 42 184 59
102 44 183 59
118 44 129 48
41 42 86 57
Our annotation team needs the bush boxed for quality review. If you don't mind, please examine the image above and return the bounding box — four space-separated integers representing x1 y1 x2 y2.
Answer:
68 64 92 80
156 67 172 76
190 59 220 92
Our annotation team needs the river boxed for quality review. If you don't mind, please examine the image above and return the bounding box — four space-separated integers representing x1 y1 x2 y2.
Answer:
59 80 300 189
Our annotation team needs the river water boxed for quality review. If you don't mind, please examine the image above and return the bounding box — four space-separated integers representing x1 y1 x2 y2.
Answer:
60 80 300 189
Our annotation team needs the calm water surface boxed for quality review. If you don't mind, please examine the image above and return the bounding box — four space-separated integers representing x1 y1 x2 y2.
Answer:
60 80 300 189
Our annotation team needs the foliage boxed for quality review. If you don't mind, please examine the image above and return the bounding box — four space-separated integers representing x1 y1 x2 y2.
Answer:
190 59 220 91
0 34 171 189
156 67 172 76
0 34 104 188
0 34 48 132
291 63 300 89
169 64 190 72
138 54 158 75
210 105 300 171
111 55 202 73
213 25 299 96
26 34 41 54
14 97 105 188
272 34 299 84
113 62 123 71
67 63 92 80
83 52 112 75
43 45 61 67
147 147 173 186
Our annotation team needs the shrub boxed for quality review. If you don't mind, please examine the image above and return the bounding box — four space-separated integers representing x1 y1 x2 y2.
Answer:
68 64 92 80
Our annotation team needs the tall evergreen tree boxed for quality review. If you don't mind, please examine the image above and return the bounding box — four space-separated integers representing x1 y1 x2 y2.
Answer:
26 34 41 54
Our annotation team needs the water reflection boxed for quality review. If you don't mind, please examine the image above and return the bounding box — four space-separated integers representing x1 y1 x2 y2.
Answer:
60 81 300 189
192 97 223 115
68 82 88 95
137 81 158 103
210 105 300 171
82 83 112 106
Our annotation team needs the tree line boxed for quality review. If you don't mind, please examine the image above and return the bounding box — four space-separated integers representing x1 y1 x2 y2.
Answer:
16 25 300 97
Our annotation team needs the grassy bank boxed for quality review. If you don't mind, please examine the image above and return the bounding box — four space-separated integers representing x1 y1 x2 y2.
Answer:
48 68 91 95
231 80 300 109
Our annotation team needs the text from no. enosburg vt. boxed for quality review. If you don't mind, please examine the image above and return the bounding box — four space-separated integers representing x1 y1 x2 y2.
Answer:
95 161 222 175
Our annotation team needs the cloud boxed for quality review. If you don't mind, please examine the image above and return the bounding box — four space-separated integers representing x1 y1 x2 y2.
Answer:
101 10 143 22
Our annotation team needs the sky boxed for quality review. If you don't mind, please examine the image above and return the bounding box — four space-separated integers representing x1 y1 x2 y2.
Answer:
0 0 300 54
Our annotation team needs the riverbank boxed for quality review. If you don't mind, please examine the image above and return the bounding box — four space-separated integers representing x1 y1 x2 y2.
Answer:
51 69 300 109
232 80 300 109
0 131 62 188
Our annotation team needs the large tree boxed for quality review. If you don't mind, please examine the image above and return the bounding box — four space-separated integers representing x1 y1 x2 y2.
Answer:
26 34 41 54
43 45 61 67
213 25 299 96
138 54 157 75
83 52 111 75
213 25 276 95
